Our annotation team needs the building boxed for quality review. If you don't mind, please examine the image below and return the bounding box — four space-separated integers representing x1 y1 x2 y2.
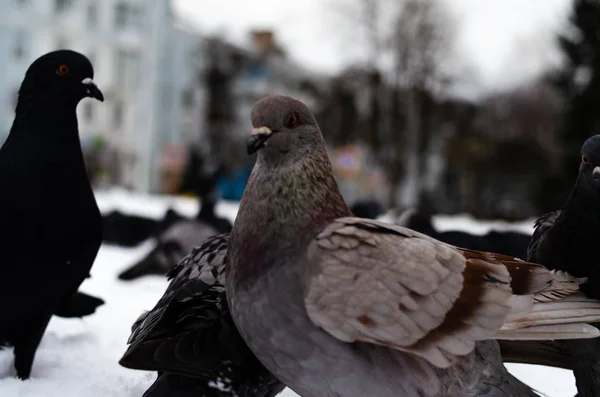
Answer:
198 30 326 175
0 0 203 192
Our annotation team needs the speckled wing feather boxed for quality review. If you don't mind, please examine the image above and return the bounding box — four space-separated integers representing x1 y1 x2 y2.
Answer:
304 217 600 369
526 211 561 263
120 232 284 397
121 234 228 369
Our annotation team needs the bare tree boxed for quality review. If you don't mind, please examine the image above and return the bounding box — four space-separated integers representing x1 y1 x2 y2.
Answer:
389 0 456 208
326 0 394 68
326 0 456 209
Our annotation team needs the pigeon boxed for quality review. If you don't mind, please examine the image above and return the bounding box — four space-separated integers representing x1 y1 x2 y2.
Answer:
53 291 105 318
524 134 600 397
0 50 104 379
117 172 232 281
349 199 383 220
225 95 600 397
393 208 531 260
117 220 221 281
119 234 285 397
102 209 185 247
195 187 233 235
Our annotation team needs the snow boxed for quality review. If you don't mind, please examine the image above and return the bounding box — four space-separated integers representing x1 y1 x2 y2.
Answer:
0 188 577 396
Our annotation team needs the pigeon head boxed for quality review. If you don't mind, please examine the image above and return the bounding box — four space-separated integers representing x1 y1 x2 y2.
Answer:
247 95 321 164
578 134 600 193
18 50 104 106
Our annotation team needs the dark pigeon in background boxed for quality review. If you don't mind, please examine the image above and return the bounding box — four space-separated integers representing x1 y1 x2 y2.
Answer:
349 199 382 220
102 162 229 249
192 166 233 234
393 208 532 260
0 50 105 379
102 208 185 248
120 234 285 397
117 171 232 281
53 291 104 319
525 134 600 397
351 201 531 260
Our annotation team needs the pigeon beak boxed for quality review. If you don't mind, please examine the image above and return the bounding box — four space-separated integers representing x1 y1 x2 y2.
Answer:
82 78 104 102
247 126 273 155
594 166 600 179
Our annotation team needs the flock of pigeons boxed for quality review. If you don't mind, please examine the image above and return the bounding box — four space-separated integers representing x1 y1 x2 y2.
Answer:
2 50 600 397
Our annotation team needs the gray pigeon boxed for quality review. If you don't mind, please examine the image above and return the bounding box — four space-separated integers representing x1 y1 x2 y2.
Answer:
225 95 600 397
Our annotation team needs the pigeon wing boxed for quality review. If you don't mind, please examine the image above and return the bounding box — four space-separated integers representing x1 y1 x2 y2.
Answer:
304 217 600 369
526 210 561 263
120 234 234 379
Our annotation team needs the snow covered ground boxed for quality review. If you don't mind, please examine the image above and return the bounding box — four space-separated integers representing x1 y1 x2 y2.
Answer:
0 188 577 397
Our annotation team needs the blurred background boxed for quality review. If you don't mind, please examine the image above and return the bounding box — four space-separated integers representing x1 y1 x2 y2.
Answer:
0 0 594 220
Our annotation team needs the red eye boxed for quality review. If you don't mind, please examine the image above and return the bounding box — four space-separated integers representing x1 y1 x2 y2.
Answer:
57 64 69 76
582 155 589 164
286 114 298 128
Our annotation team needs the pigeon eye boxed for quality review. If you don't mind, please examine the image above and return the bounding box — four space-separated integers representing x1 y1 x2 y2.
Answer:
582 155 589 165
286 114 298 128
57 64 69 76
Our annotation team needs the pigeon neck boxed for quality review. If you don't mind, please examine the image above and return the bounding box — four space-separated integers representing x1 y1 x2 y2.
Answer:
543 181 600 273
197 198 215 221
561 181 600 226
12 94 80 143
230 140 352 283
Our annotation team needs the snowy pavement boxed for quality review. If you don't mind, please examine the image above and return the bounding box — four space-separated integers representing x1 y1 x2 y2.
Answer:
0 188 577 397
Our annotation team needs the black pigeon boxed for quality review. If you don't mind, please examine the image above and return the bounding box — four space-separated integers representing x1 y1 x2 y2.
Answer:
351 203 532 260
349 199 382 220
525 134 600 397
102 208 185 247
0 50 104 379
53 291 105 318
188 164 233 235
119 234 285 397
394 208 531 259
117 171 232 281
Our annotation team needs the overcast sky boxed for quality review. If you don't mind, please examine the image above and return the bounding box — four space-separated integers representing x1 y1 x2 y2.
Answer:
173 0 572 98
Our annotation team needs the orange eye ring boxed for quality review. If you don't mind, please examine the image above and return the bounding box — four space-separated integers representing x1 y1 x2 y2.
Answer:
287 114 298 128
57 64 69 76
582 155 589 165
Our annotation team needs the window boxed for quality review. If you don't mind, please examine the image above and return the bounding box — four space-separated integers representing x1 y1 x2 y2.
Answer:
55 0 72 13
87 3 98 28
83 102 94 122
114 3 140 30
161 84 173 112
13 30 28 59
115 3 127 30
182 89 194 108
113 102 124 128
114 51 140 92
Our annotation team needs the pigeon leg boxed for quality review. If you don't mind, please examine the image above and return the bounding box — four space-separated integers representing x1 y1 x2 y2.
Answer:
13 313 52 380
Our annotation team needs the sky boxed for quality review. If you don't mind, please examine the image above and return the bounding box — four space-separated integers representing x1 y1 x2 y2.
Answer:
173 0 572 99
